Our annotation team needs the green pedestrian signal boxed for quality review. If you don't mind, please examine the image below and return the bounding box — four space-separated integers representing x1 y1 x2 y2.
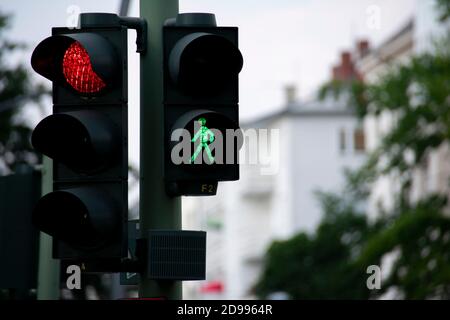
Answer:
191 118 215 164
163 13 243 196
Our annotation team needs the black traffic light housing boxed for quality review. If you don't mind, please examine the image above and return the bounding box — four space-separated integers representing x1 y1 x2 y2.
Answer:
163 13 243 197
30 13 139 261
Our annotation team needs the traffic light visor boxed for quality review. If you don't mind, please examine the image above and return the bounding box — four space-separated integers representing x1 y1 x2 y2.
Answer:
169 33 243 95
32 189 119 250
31 112 119 174
31 33 118 94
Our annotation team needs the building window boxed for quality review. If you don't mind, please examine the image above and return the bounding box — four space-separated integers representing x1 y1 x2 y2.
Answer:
339 128 346 153
354 128 365 152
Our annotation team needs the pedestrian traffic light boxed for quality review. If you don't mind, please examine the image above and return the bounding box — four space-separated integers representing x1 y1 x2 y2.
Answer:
163 13 244 196
29 13 138 260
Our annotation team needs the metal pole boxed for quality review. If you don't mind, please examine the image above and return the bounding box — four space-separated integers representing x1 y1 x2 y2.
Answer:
139 0 181 299
37 157 60 300
119 0 131 16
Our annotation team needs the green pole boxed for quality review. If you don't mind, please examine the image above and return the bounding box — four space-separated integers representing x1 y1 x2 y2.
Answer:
139 0 181 299
37 156 60 300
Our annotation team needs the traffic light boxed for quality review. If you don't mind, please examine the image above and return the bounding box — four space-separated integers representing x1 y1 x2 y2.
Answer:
30 13 129 260
163 13 244 196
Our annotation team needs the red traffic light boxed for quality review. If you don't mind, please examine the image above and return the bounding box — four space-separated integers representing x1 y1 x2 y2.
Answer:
31 33 118 95
62 41 106 93
29 13 136 261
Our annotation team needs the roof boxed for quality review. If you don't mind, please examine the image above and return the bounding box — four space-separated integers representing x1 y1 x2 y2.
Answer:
379 18 414 51
357 18 415 74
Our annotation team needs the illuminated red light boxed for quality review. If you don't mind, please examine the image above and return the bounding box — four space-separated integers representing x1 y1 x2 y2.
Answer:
62 41 106 94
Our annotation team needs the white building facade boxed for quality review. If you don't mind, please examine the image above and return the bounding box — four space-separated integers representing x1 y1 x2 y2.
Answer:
357 19 415 220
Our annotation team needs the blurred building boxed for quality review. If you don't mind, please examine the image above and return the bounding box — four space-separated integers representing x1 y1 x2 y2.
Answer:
183 48 368 299
357 19 416 219
357 0 450 220
409 0 450 207
354 0 450 299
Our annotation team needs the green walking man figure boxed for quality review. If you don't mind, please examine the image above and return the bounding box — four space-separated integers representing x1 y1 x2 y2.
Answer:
191 117 215 164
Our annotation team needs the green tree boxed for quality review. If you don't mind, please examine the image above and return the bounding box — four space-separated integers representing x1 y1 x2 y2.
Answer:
255 171 385 299
350 0 450 299
357 195 450 299
0 11 48 174
257 0 450 299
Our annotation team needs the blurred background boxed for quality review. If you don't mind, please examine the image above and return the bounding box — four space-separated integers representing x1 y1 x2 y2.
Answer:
1 0 450 299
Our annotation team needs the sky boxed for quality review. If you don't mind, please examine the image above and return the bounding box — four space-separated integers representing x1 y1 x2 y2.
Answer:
2 0 416 117
0 0 416 202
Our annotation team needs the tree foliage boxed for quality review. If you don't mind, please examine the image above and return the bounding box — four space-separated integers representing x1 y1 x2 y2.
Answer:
256 0 450 299
0 11 48 174
357 195 450 299
255 173 386 299
255 208 372 299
